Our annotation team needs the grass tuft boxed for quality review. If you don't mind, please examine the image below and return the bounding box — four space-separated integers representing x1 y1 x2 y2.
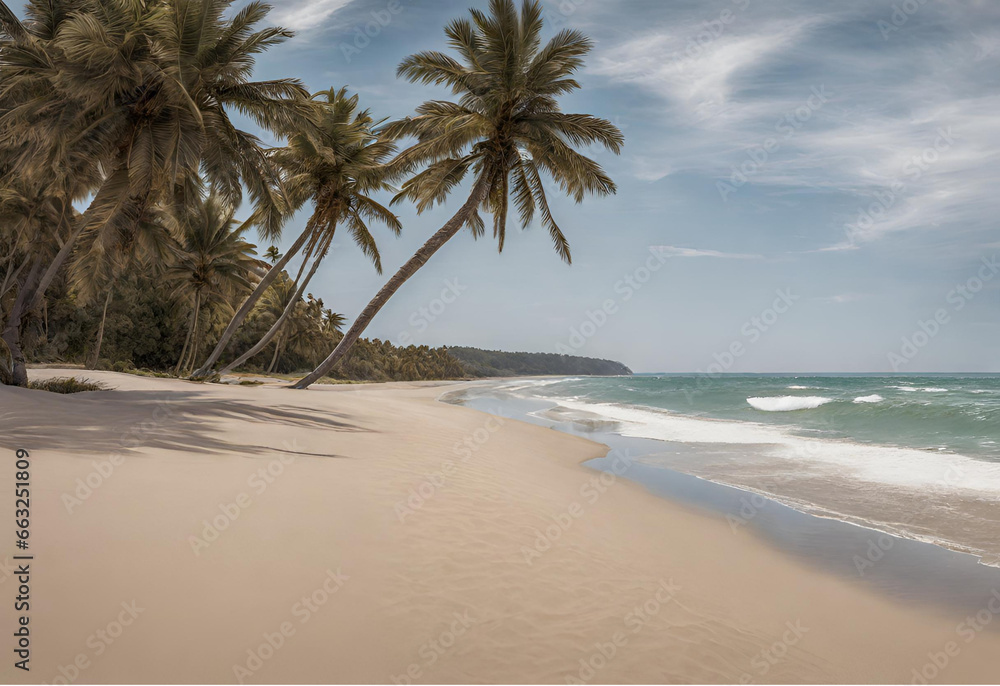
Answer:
28 377 110 394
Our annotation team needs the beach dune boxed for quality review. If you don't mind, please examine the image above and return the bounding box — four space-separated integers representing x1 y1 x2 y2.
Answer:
1 369 998 683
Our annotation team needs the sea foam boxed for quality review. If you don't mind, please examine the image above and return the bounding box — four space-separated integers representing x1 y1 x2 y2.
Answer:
545 397 1000 495
853 394 884 404
747 396 832 412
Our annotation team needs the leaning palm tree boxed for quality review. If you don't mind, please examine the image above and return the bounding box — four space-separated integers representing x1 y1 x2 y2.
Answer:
0 0 306 385
166 194 262 376
290 0 623 389
0 167 89 384
252 275 298 373
194 87 403 377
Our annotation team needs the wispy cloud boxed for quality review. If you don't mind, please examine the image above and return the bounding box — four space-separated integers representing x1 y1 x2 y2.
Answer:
817 293 869 304
591 15 824 126
584 0 1000 251
273 0 354 32
651 246 763 260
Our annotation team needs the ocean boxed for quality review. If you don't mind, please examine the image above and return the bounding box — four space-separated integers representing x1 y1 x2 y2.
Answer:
447 374 1000 572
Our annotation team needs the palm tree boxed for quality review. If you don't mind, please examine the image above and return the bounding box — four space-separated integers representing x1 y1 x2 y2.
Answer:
322 309 347 335
290 0 622 388
0 174 81 384
70 204 174 369
277 294 340 373
196 87 403 377
252 274 297 374
165 194 262 376
264 246 283 264
0 0 306 385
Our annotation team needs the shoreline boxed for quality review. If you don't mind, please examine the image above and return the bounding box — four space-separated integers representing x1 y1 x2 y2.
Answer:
447 381 1000 616
2 369 999 683
450 378 1000 570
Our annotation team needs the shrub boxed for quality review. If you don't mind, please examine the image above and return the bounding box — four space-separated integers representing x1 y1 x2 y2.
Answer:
28 377 110 394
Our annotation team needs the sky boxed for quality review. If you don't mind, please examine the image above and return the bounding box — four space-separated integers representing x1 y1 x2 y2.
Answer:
47 0 1000 372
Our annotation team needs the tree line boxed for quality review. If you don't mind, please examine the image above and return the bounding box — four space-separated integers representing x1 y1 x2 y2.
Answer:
1 0 622 388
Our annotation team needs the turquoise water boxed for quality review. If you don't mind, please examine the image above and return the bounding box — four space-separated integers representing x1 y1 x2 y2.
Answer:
510 374 1000 460
473 374 1000 565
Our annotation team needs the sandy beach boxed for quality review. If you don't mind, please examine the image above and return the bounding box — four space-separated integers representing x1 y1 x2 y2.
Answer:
1 369 999 684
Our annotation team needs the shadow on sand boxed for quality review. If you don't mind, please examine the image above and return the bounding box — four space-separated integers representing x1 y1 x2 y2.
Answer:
0 386 367 459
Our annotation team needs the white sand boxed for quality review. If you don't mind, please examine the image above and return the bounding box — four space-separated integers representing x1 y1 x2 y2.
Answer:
1 368 998 683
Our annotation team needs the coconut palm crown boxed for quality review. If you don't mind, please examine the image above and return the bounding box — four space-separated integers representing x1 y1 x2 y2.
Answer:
386 0 623 261
291 0 623 388
191 86 404 377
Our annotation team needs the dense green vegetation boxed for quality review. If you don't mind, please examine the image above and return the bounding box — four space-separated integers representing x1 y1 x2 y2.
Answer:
19 265 467 381
0 0 621 388
450 347 632 377
18 270 628 381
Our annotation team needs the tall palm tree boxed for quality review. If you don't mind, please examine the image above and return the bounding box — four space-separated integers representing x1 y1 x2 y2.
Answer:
166 194 262 376
0 0 306 385
70 203 174 369
0 1 98 385
291 0 623 388
195 87 403 377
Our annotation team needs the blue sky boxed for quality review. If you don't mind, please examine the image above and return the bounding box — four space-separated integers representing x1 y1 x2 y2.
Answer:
43 0 1000 372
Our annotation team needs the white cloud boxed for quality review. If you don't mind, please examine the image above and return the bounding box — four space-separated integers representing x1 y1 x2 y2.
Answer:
273 0 354 32
818 293 869 304
651 246 763 259
587 0 1000 250
592 16 823 126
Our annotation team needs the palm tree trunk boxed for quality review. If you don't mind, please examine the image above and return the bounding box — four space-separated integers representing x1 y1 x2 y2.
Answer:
184 299 203 375
10 159 130 338
291 175 491 389
1 251 30 301
267 334 283 374
218 254 323 375
25 217 88 313
86 288 114 370
175 291 201 376
0 259 43 387
191 226 312 378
